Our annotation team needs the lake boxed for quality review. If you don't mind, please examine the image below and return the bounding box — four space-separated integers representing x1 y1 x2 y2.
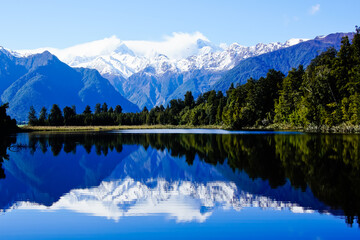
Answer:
0 129 359 239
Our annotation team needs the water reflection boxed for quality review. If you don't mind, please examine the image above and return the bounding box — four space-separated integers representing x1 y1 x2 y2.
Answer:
1 131 360 227
0 135 17 179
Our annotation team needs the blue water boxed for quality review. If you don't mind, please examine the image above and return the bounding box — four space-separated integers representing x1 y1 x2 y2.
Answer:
113 128 303 134
0 130 358 239
0 208 356 240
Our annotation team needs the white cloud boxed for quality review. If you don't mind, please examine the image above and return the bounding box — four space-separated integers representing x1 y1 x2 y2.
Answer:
309 4 320 15
124 32 210 59
16 32 211 60
17 36 121 60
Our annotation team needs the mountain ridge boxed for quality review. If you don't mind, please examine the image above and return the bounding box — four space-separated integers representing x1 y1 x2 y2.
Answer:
16 35 308 79
214 32 355 92
1 31 355 115
0 50 139 122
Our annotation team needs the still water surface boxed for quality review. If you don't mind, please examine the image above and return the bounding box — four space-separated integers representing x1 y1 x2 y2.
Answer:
0 130 359 239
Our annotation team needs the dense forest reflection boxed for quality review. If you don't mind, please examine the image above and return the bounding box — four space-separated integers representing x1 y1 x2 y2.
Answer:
2 132 360 226
0 136 16 179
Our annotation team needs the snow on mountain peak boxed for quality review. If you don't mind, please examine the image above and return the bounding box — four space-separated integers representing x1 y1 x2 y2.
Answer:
285 38 309 46
113 43 135 56
13 33 308 80
0 46 22 58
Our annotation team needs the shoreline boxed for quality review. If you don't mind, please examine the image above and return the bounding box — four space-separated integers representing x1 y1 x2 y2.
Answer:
18 123 360 134
20 125 224 133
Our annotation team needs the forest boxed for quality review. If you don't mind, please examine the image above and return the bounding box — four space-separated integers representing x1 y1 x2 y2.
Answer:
0 103 18 133
27 27 360 131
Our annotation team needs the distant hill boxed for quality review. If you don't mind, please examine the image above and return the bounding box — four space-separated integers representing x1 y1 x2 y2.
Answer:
0 49 139 122
214 32 355 92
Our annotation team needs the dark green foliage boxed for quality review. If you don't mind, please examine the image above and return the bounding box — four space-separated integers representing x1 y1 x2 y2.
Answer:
63 106 76 126
274 66 305 124
83 105 91 114
30 28 360 129
142 106 149 113
272 28 360 127
114 105 122 114
28 106 38 126
221 70 284 128
94 103 102 114
184 91 195 108
0 103 18 132
48 104 64 126
38 107 48 126
0 134 16 179
102 102 108 113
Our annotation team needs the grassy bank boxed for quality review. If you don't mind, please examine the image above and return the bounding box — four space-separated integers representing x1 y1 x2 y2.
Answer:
259 123 360 133
20 125 224 132
20 123 360 133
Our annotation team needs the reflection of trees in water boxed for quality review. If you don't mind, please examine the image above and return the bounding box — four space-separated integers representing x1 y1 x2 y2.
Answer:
0 136 17 179
274 134 360 227
22 133 360 227
28 133 124 157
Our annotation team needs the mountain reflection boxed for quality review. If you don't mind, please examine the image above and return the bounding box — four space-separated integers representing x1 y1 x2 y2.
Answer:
1 131 360 227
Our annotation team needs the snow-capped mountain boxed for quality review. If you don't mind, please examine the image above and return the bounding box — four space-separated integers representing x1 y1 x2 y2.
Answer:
0 48 140 121
14 33 311 110
12 32 350 110
17 33 308 79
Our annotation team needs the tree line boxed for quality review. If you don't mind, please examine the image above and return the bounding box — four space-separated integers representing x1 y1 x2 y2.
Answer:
0 103 19 133
28 103 127 126
28 27 360 129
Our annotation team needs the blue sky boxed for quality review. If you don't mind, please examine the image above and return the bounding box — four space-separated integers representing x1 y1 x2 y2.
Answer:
0 0 359 49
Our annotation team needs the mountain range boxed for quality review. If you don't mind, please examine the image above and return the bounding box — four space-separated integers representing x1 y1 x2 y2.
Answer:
0 48 139 122
0 31 354 121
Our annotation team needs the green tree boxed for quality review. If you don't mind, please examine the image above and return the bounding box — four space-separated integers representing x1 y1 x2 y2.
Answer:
48 104 64 126
102 102 108 113
141 106 149 124
298 48 337 126
94 103 102 114
274 65 305 124
114 105 122 114
331 36 353 100
147 109 156 125
348 26 360 95
348 92 360 124
83 105 91 114
0 103 18 133
28 106 38 126
38 107 48 126
63 106 76 126
184 91 195 108
72 105 76 114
